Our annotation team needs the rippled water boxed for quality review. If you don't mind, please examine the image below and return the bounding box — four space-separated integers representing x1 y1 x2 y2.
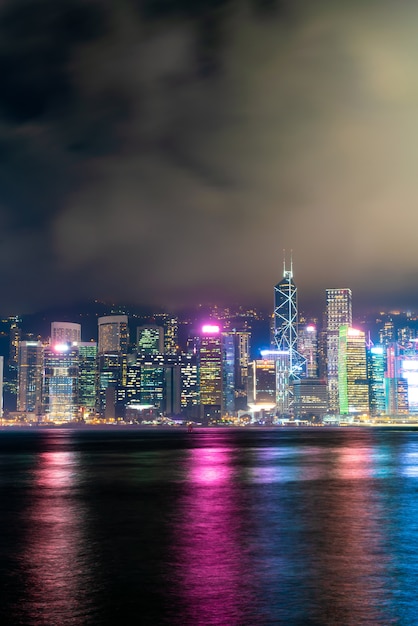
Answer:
1 427 418 624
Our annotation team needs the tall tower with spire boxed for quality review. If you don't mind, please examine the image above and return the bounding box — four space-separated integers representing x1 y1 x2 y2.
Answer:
274 252 305 415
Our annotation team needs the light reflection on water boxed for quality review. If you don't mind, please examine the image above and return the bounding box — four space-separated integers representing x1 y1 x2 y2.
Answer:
2 428 418 624
171 444 257 626
15 436 98 625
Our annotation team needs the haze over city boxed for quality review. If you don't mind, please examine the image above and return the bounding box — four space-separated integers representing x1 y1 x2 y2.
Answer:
1 0 418 315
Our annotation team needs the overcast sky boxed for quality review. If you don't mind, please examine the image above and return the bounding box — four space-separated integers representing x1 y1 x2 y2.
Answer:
1 0 418 316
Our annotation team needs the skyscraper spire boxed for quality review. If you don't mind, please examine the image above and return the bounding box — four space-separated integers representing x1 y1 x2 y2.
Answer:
274 251 305 415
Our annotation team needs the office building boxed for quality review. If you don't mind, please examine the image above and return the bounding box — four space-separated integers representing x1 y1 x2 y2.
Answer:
198 324 223 421
98 316 129 354
180 353 199 416
247 356 277 421
274 258 305 414
338 326 369 415
326 288 352 413
293 379 328 420
298 324 318 378
78 342 98 416
17 341 43 417
51 322 81 345
222 332 236 415
43 344 79 422
367 345 386 416
98 316 129 418
137 325 164 355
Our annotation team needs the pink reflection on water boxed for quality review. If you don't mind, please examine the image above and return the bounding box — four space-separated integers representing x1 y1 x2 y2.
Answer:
171 442 255 625
309 440 389 624
336 445 375 479
20 439 94 625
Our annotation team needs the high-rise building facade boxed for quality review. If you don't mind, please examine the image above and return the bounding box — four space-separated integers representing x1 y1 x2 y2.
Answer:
326 288 352 413
17 341 43 416
198 324 223 421
274 259 305 414
338 326 369 415
51 322 81 345
368 345 386 416
137 325 164 355
43 344 79 422
247 356 277 421
222 332 235 415
78 342 98 416
298 324 318 378
98 316 129 418
293 379 328 420
98 316 129 354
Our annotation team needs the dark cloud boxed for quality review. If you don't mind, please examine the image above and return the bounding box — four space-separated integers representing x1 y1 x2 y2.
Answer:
0 0 417 316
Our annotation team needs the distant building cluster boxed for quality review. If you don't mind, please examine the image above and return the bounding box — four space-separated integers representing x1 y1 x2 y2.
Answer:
1 264 418 425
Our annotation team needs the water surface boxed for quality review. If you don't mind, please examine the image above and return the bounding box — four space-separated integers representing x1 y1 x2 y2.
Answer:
0 427 417 625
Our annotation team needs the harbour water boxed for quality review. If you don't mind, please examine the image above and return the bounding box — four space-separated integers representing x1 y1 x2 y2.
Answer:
0 426 418 625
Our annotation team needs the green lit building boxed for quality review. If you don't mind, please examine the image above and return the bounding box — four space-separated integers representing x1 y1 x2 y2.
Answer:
78 342 97 416
338 326 369 415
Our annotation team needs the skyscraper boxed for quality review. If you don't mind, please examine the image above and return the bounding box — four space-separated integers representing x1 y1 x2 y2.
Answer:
198 324 223 422
298 324 318 378
137 325 164 355
274 257 304 414
17 341 43 417
222 332 235 415
293 379 328 421
247 355 277 421
368 345 386 416
326 288 352 413
98 316 129 354
97 315 129 418
338 326 369 415
43 344 79 422
78 341 98 417
51 322 81 345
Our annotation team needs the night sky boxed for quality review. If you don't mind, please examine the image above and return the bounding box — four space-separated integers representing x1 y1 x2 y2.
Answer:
1 0 418 316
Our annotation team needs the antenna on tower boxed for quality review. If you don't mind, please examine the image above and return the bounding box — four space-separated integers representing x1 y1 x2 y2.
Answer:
290 249 293 278
282 249 286 277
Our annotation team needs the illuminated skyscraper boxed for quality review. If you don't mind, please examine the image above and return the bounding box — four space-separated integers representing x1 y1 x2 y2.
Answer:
43 344 79 422
338 326 369 415
198 324 223 421
379 317 395 346
78 342 98 416
180 354 199 415
153 314 179 354
51 322 81 345
367 345 386 416
17 341 43 417
163 316 179 354
274 257 305 414
384 342 408 415
98 316 129 418
293 379 328 420
222 332 235 415
98 316 129 354
137 354 165 411
137 325 164 355
6 316 21 408
247 355 277 421
298 324 318 378
395 341 418 414
326 288 352 413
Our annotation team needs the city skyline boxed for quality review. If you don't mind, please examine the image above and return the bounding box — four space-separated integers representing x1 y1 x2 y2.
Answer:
1 1 418 314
